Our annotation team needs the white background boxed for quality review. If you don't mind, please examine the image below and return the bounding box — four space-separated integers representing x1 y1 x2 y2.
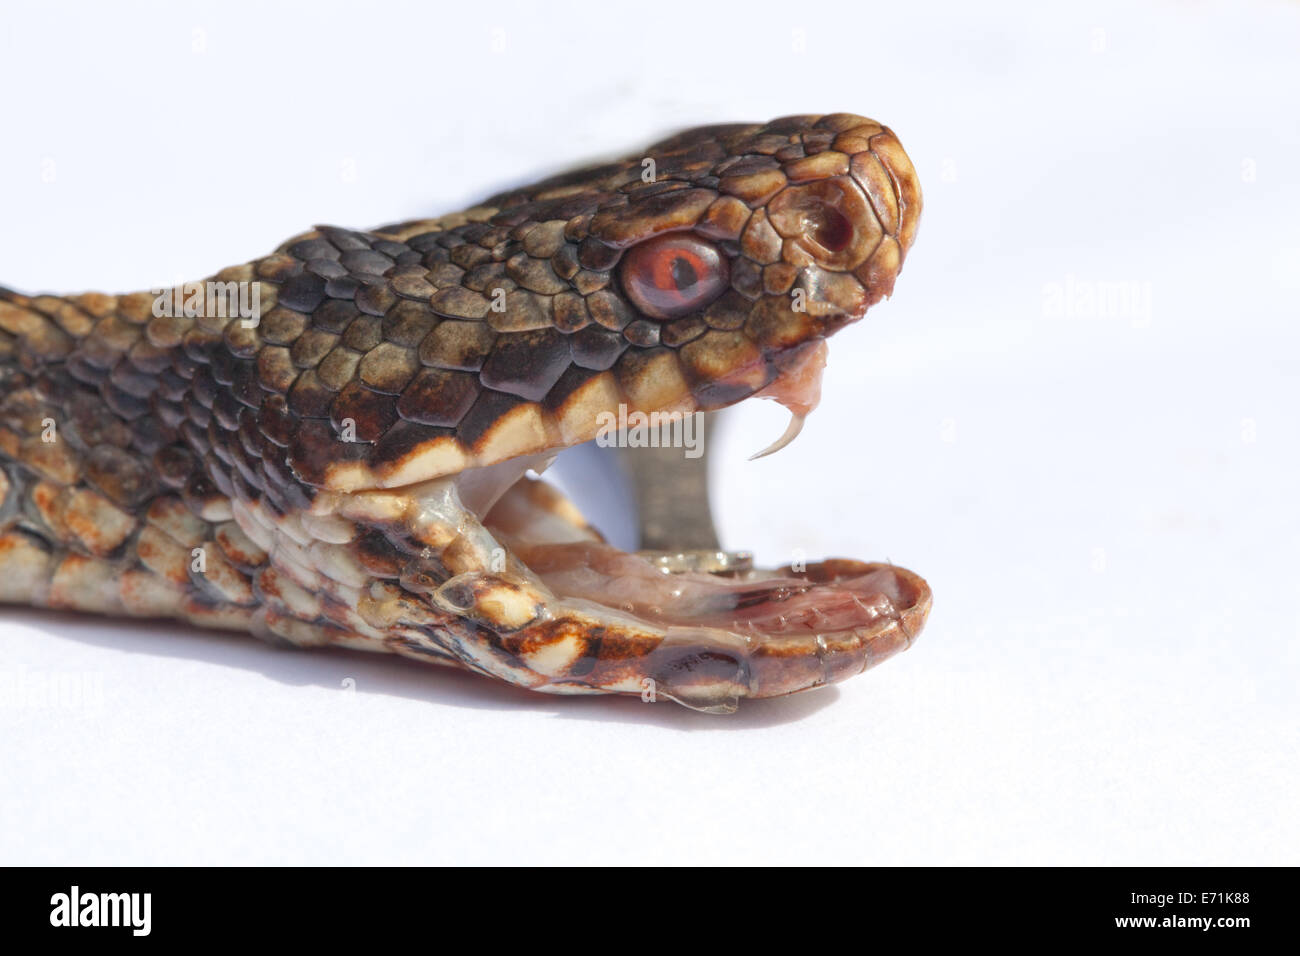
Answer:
1 0 1297 865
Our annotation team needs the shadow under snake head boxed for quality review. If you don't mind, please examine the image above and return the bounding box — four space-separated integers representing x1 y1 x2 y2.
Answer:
0 113 928 713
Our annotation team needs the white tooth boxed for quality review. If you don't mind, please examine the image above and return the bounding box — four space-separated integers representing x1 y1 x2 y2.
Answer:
748 411 806 461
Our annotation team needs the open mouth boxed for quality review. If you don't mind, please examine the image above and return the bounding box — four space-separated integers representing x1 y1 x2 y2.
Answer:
320 333 933 713
230 314 932 713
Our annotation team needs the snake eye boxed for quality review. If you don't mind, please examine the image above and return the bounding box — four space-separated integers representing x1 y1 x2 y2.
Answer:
620 233 729 320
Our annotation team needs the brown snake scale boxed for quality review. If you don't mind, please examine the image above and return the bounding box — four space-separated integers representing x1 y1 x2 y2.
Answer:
0 113 930 713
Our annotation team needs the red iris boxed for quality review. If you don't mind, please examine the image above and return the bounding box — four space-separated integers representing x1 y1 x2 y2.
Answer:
620 233 729 320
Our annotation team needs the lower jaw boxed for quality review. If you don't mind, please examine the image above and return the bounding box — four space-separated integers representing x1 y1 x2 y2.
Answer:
479 468 932 708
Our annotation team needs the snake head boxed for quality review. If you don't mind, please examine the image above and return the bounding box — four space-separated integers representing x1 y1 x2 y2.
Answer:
549 113 923 417
604 113 921 356
598 111 925 416
585 113 924 455
284 113 922 492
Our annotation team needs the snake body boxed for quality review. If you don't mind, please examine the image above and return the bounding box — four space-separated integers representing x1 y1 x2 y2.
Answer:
0 113 929 712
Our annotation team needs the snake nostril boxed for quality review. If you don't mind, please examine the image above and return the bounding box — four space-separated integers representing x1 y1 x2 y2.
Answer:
810 205 853 253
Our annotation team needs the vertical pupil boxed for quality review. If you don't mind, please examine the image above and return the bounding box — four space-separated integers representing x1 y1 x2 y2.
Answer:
669 255 698 291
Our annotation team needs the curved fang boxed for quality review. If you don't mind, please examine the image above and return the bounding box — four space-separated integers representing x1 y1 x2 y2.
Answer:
748 411 807 461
